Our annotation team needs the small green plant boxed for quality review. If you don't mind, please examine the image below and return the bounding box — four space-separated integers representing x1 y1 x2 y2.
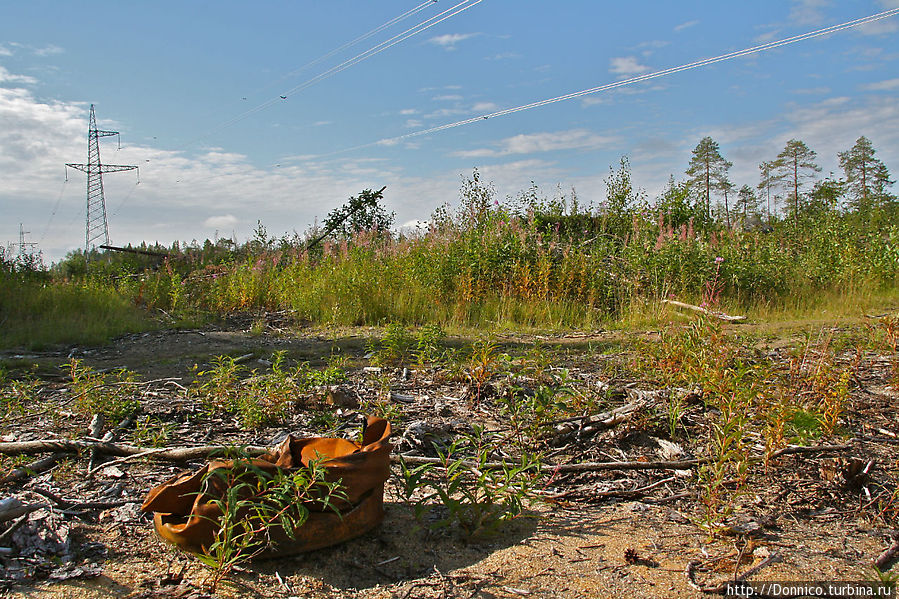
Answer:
665 394 686 439
68 359 140 422
195 451 346 592
0 375 41 420
466 338 498 405
369 323 415 366
497 382 572 449
400 426 542 538
133 415 177 447
414 324 446 366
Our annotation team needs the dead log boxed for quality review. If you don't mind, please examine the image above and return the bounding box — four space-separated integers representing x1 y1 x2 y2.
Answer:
662 299 746 322
396 443 850 474
396 453 708 472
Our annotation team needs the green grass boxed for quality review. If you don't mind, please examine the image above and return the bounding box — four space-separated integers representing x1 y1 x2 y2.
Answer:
0 275 157 350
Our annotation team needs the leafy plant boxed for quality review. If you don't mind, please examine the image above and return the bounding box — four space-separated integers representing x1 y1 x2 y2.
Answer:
466 338 498 405
414 324 447 366
369 323 415 366
400 427 542 538
68 359 140 422
195 451 346 592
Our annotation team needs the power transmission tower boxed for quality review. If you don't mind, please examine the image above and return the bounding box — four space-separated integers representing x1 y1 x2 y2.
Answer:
16 223 38 257
65 104 138 256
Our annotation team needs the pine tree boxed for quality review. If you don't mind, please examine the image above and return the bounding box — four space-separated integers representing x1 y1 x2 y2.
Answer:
757 161 780 223
774 139 821 226
838 136 895 215
736 185 759 221
685 137 732 220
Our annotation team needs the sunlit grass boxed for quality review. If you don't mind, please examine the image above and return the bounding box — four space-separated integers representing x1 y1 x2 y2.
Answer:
0 277 156 350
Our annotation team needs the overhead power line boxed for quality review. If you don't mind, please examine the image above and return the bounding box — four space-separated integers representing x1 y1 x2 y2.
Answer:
182 0 482 148
327 7 899 155
276 0 441 82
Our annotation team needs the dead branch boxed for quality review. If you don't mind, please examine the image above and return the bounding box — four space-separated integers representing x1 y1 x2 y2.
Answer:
768 444 852 459
550 387 676 443
0 497 49 523
662 299 747 322
0 453 63 485
28 487 137 511
874 530 899 571
0 440 268 462
686 552 781 594
396 453 708 472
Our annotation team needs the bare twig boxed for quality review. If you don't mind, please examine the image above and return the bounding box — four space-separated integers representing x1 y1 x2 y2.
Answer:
686 552 781 594
874 530 899 571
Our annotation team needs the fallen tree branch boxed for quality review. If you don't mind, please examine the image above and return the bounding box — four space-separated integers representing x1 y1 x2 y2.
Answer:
768 444 852 459
0 440 268 462
662 299 747 322
0 498 49 523
0 453 63 486
396 453 708 472
874 530 899 571
0 439 850 471
28 487 137 511
686 552 781 594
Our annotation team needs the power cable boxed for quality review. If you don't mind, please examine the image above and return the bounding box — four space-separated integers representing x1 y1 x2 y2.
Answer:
180 0 482 149
39 178 69 244
324 7 899 155
275 0 441 85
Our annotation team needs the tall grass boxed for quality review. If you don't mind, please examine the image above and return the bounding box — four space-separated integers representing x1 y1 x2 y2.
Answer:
112 193 898 331
0 269 154 350
6 169 898 349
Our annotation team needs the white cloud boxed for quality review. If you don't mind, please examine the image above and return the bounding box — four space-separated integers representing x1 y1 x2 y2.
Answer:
453 129 618 158
674 20 699 32
471 102 498 112
862 78 899 91
399 108 418 115
427 33 477 50
609 56 650 76
0 66 37 85
203 214 238 228
0 45 12 57
432 94 463 101
33 45 64 57
485 52 519 61
789 0 830 25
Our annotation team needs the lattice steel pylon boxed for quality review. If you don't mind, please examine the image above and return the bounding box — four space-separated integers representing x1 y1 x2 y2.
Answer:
65 104 138 255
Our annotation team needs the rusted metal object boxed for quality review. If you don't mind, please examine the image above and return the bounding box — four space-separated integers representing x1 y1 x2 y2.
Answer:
141 416 391 557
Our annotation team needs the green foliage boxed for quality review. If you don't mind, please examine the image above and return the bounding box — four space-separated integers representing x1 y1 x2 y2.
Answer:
369 323 415 366
0 269 155 350
192 352 347 428
400 427 542 538
414 324 447 366
21 143 897 339
68 359 140 422
195 451 345 591
320 187 394 241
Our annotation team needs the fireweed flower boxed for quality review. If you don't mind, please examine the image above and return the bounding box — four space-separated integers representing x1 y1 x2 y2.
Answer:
715 256 724 264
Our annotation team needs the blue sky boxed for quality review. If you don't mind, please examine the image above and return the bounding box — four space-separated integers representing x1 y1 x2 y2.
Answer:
1 0 898 262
